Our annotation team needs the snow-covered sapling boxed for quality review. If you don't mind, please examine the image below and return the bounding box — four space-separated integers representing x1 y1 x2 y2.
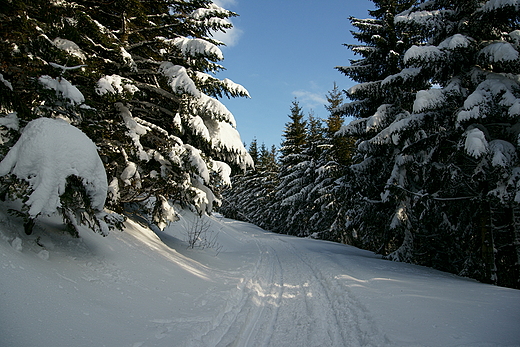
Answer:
0 117 123 236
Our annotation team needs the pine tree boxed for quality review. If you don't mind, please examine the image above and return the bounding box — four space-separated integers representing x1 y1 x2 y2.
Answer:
0 0 124 235
307 83 355 242
324 82 354 166
269 100 312 236
280 99 307 161
385 0 520 287
336 0 422 255
220 140 279 228
338 0 520 287
0 0 252 234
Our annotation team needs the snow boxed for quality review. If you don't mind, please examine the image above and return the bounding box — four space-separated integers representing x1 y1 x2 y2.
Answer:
404 45 442 64
413 88 444 113
96 75 139 96
212 160 232 186
480 0 520 12
457 74 518 124
52 37 86 61
464 127 489 158
489 139 517 167
222 78 250 98
188 115 211 141
438 34 473 49
0 73 13 91
171 37 224 61
184 144 211 184
0 117 107 217
479 42 519 62
395 9 452 29
1 207 519 347
38 75 85 105
48 62 86 72
365 104 392 132
117 103 150 161
120 47 137 72
159 62 200 97
0 112 19 131
381 68 421 87
366 112 420 147
193 93 237 127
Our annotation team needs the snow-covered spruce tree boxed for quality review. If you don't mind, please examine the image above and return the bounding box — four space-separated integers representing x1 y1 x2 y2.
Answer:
75 0 252 229
220 140 279 228
1 0 252 234
219 139 261 223
396 0 520 287
268 99 313 236
0 0 124 236
336 0 422 254
283 111 326 237
306 83 356 242
356 0 520 287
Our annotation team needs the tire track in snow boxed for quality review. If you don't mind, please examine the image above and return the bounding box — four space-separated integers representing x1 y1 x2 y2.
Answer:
276 239 390 346
189 224 389 347
188 233 284 347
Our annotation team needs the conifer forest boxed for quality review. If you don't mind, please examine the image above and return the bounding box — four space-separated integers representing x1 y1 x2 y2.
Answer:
1 0 520 291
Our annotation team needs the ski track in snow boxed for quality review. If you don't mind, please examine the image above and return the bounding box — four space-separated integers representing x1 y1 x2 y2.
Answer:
186 219 388 347
2 207 520 347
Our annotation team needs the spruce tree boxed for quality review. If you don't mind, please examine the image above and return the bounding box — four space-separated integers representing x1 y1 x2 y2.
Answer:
270 100 311 236
384 0 520 287
307 83 355 242
338 0 520 287
336 0 422 255
220 140 279 228
0 0 252 234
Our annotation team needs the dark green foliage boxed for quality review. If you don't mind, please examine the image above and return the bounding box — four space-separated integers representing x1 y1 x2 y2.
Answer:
220 140 279 228
0 0 251 236
334 0 520 288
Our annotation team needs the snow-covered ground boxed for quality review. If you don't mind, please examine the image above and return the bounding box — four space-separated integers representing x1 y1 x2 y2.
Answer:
1 205 519 347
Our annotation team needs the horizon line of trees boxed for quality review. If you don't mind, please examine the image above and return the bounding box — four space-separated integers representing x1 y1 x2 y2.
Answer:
221 0 520 290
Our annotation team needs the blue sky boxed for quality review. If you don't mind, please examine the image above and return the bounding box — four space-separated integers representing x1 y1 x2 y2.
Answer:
213 0 373 149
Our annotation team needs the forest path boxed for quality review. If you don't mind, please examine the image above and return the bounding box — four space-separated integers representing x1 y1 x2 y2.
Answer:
188 217 389 347
2 208 520 347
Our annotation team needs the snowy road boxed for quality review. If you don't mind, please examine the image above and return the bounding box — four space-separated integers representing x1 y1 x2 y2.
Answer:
1 209 520 347
193 225 386 347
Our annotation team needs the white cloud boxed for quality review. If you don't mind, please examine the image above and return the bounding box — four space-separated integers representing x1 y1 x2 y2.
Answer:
213 0 237 6
212 23 243 47
292 90 327 109
211 0 242 47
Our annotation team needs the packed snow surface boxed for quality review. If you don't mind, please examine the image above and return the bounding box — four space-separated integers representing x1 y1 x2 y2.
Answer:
0 117 107 217
1 207 519 347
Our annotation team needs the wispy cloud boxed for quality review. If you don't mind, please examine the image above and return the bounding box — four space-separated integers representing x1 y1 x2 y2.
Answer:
292 90 327 110
213 0 237 6
212 0 242 47
212 24 243 47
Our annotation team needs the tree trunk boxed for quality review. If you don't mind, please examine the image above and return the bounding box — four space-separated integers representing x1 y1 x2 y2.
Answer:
483 202 497 285
511 205 520 287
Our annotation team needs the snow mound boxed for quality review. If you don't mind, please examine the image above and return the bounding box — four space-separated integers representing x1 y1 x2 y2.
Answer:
0 118 107 217
159 62 200 97
479 41 519 62
96 75 139 96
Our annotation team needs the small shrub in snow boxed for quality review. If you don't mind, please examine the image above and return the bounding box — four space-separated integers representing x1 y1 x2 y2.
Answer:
185 215 221 252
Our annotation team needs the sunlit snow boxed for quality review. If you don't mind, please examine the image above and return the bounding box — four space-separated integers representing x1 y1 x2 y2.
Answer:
1 208 519 347
0 117 107 217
